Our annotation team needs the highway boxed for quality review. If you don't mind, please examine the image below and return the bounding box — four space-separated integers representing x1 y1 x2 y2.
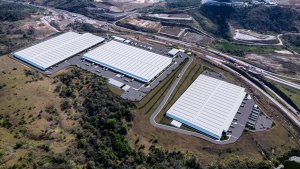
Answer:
203 54 300 126
222 64 300 127
207 48 300 90
262 72 300 90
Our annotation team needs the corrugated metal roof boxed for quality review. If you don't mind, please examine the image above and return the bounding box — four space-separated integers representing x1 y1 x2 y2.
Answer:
83 41 172 82
121 85 131 91
14 32 105 70
168 48 180 56
112 36 125 42
166 74 246 139
171 120 182 128
108 78 124 88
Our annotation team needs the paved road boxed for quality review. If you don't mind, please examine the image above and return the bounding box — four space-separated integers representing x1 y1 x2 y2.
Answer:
263 71 300 81
207 48 300 90
148 55 227 144
222 64 300 128
263 73 300 90
149 55 193 130
148 54 251 144
277 33 300 55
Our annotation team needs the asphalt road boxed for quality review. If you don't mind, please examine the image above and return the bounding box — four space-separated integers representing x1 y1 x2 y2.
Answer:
207 49 300 90
263 73 300 90
148 54 244 144
221 64 300 128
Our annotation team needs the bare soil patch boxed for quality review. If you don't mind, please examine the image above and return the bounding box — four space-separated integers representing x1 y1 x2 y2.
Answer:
244 53 300 75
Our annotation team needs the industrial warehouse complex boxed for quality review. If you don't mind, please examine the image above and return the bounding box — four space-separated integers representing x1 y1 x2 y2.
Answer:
83 41 173 83
13 32 105 70
11 31 266 143
11 32 186 101
166 74 247 139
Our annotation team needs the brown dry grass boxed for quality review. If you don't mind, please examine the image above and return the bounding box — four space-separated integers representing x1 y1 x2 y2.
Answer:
0 55 78 167
127 54 299 167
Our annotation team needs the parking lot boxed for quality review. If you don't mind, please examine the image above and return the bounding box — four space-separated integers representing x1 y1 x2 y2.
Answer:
254 115 273 131
228 96 255 140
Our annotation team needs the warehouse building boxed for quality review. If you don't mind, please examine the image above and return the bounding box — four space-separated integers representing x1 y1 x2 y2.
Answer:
166 74 246 140
83 41 173 83
13 32 105 70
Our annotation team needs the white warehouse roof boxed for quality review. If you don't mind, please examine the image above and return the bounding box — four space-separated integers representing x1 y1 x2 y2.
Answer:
166 74 246 139
168 48 180 56
14 32 105 70
108 78 124 88
83 41 172 82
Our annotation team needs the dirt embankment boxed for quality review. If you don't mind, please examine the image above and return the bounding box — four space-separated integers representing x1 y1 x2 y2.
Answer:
244 53 300 75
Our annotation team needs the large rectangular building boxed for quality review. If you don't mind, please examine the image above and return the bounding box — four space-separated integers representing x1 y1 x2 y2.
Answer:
166 74 246 139
83 41 173 83
13 32 105 70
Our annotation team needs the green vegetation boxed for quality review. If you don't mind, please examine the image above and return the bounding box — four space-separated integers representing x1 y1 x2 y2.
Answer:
282 34 300 53
249 72 300 111
213 41 281 57
189 5 300 38
0 2 42 55
45 105 58 115
272 81 300 111
107 85 124 96
198 5 234 39
157 60 203 125
136 59 188 112
278 148 300 169
42 0 91 13
14 140 26 149
56 68 203 168
232 6 300 33
0 114 12 129
165 0 201 9
0 2 37 21
68 22 105 34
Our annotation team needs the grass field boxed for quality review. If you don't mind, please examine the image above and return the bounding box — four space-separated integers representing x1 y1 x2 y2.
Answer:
156 59 204 124
156 59 205 133
134 58 188 111
213 41 283 57
107 85 124 96
272 81 300 111
0 55 79 168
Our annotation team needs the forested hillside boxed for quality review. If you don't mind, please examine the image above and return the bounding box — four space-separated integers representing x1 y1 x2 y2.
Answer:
195 5 300 38
0 2 37 21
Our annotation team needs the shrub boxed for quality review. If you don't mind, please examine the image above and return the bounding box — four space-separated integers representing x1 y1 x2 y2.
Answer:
45 105 58 115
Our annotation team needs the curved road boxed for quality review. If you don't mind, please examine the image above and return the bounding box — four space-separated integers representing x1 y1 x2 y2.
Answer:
149 54 243 144
8 0 300 141
150 50 300 144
